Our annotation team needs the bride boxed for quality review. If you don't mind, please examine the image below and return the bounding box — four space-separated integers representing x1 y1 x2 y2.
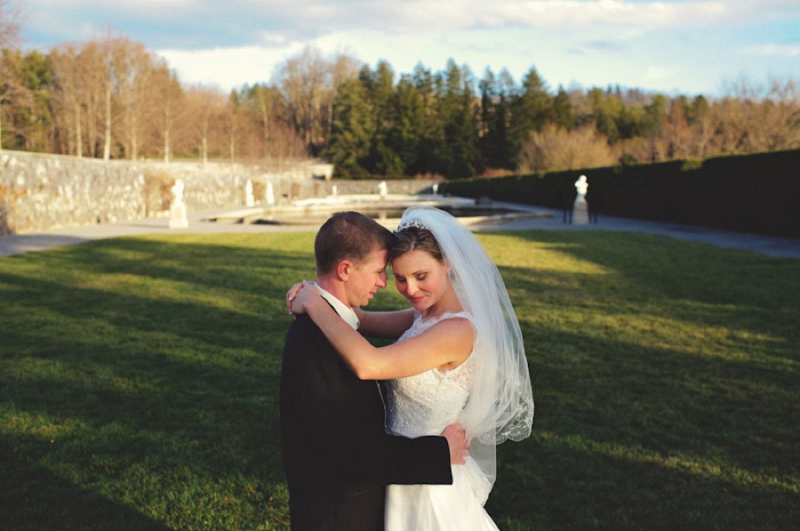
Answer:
290 206 534 530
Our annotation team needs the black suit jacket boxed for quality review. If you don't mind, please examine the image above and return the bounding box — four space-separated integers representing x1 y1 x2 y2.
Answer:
280 313 452 531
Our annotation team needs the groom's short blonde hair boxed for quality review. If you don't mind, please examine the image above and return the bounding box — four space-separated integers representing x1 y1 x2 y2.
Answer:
315 211 395 276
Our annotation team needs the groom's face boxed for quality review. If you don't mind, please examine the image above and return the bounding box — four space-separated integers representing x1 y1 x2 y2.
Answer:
345 248 388 308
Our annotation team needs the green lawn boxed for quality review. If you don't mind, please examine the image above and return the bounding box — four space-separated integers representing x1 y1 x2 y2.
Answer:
1 231 798 530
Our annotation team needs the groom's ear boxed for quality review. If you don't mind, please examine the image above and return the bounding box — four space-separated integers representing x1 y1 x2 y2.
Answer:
335 259 353 281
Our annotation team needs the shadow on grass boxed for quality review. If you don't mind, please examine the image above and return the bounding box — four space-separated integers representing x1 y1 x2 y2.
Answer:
490 434 797 531
521 325 797 472
1 449 171 531
1 232 798 530
476 230 800 529
0 236 309 529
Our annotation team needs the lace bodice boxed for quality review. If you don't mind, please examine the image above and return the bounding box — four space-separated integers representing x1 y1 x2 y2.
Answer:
385 312 475 438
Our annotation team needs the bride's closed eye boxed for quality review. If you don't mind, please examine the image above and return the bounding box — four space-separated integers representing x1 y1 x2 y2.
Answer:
395 273 427 283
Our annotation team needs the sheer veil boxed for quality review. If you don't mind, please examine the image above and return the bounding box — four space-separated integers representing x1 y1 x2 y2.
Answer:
396 206 534 502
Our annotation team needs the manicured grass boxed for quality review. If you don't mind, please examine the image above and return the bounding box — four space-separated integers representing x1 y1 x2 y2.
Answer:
1 231 798 530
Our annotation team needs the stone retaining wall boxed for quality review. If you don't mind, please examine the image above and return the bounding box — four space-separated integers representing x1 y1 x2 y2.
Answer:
0 150 438 235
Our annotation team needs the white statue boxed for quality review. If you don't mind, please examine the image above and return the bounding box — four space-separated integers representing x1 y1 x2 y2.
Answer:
573 175 589 225
266 181 275 206
169 179 189 229
575 175 588 198
245 179 255 207
172 179 185 206
378 181 388 198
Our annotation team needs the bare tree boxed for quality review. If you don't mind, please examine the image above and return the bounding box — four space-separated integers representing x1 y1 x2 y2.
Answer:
663 100 693 159
222 91 243 162
151 62 183 162
100 36 116 160
118 41 155 160
77 41 106 158
0 0 24 149
185 84 226 165
51 44 85 156
519 123 616 173
244 83 279 160
274 45 330 149
324 52 361 138
91 32 142 160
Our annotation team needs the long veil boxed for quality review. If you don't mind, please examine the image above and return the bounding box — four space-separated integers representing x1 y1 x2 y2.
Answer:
396 206 534 503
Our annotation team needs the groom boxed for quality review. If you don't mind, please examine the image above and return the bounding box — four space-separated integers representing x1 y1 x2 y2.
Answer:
280 211 466 531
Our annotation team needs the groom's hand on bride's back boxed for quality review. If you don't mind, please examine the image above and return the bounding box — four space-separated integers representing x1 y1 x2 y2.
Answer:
441 424 469 465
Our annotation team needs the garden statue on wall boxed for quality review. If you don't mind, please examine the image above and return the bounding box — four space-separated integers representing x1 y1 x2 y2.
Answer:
246 179 255 207
169 179 189 229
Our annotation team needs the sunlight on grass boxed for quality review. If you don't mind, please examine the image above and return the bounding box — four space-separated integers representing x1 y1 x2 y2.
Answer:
537 431 798 492
2 230 798 530
1 406 87 440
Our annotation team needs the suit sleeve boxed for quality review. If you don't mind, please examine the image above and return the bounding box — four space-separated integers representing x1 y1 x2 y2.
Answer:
307 403 452 485
281 316 452 486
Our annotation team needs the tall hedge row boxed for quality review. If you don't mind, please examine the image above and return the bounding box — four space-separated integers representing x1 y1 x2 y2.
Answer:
440 149 800 238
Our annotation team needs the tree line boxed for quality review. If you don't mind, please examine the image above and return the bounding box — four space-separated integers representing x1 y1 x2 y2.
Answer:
329 59 800 178
0 35 312 166
1 6 798 178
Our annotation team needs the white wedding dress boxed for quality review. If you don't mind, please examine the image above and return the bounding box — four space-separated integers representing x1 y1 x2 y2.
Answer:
384 312 500 531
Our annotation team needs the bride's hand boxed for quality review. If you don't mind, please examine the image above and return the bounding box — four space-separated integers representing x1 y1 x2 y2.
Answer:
285 282 305 315
290 281 321 316
441 423 469 465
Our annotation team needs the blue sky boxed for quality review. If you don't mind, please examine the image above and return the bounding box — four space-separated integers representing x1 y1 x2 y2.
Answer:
22 0 800 97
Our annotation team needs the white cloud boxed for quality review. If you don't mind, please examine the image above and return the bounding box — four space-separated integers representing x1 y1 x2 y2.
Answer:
259 33 289 46
746 44 800 58
24 0 800 96
230 0 766 34
36 0 768 45
32 0 198 8
157 44 305 90
643 65 681 81
275 1 752 34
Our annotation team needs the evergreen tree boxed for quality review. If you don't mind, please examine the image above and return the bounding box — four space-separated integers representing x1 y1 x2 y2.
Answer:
494 68 517 169
412 63 448 176
551 85 573 130
1 49 55 151
478 68 497 170
643 93 669 139
364 60 403 175
478 67 515 171
589 87 622 143
692 95 710 124
509 66 552 165
389 74 425 175
438 59 479 178
324 77 373 177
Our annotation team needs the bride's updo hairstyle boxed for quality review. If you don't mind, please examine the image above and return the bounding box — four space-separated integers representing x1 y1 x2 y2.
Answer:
390 225 443 263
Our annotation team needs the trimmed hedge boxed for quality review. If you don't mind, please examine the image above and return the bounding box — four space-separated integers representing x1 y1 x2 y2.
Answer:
440 149 800 238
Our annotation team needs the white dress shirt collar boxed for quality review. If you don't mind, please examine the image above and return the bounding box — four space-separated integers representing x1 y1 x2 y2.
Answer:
312 282 360 330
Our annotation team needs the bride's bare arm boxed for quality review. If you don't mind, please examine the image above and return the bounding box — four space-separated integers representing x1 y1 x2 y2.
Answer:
287 281 413 339
293 285 473 380
353 307 415 339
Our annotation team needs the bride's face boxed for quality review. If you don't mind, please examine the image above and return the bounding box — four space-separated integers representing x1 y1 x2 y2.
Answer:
391 249 450 313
